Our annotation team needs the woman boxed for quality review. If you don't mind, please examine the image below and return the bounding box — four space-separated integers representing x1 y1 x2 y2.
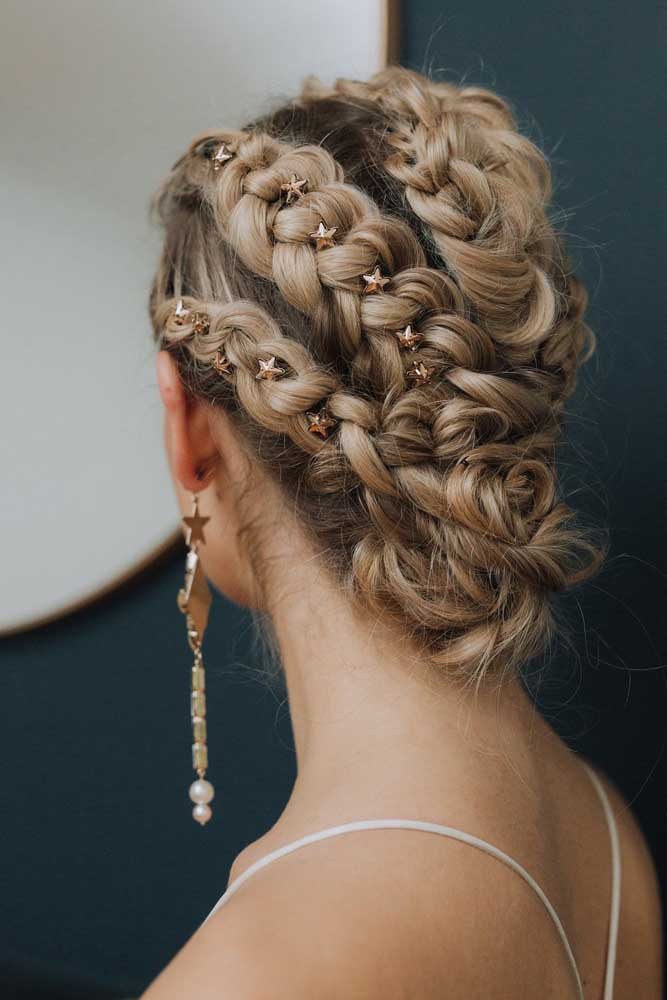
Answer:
142 67 661 997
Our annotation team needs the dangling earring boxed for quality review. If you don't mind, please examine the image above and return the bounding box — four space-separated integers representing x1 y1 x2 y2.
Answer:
177 491 215 825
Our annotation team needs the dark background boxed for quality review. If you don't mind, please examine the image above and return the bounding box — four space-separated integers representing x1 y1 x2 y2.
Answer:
2 2 666 996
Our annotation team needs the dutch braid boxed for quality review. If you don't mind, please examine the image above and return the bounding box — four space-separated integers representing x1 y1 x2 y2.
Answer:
149 66 602 681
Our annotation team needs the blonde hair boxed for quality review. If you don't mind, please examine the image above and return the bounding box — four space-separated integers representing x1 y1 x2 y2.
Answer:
149 66 603 684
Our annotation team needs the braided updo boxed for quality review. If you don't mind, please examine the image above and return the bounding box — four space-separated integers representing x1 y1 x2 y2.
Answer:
149 66 602 683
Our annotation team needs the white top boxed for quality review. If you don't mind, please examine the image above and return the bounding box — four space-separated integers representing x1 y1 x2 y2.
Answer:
204 761 621 999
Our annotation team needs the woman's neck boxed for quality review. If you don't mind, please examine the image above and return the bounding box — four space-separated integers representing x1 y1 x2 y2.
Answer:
262 546 554 822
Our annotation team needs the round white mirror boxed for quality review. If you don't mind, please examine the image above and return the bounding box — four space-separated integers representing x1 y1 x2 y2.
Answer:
0 0 392 634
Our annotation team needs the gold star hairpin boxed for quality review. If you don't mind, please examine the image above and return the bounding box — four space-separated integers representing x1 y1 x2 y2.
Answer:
309 221 337 251
172 298 190 325
190 312 210 335
255 356 286 381
306 406 338 438
395 324 423 351
211 142 234 170
213 351 233 375
280 174 307 205
406 360 435 386
362 266 390 295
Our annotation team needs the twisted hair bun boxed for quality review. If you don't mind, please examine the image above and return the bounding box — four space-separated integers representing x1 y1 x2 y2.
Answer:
149 66 603 682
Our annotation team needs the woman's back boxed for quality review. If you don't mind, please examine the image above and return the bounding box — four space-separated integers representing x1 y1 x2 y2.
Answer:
144 718 662 999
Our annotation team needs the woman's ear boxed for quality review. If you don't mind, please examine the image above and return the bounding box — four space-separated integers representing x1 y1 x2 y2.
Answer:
156 351 219 492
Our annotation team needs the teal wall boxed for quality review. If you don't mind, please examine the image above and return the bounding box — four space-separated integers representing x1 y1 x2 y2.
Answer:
2 2 666 995
2 558 295 996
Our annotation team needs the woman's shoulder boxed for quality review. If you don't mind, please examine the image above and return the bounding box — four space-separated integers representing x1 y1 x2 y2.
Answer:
141 755 663 999
585 760 663 992
584 760 661 912
140 817 580 999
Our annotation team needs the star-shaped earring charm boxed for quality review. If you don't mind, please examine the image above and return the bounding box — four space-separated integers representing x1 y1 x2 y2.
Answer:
309 221 338 251
362 266 390 294
406 360 436 386
211 142 233 170
213 351 234 375
306 406 338 438
255 356 286 380
395 324 423 351
280 174 307 205
182 495 210 547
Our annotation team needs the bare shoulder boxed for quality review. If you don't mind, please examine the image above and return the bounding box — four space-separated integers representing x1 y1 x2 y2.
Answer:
139 848 377 999
140 761 664 999
140 824 581 999
139 867 335 999
140 836 415 999
586 761 663 994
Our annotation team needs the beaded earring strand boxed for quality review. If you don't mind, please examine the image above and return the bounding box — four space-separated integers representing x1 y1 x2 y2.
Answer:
177 492 215 825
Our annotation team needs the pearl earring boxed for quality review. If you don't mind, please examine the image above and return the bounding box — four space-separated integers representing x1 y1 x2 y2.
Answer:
177 492 215 825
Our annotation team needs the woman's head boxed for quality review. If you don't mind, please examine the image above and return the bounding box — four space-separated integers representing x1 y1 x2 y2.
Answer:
149 66 602 685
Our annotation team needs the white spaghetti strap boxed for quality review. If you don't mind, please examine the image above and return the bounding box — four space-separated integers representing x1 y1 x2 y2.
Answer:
582 762 622 1000
204 816 585 1000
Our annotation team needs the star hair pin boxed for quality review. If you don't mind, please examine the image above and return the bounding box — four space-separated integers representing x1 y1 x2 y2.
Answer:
362 266 390 295
170 299 209 334
211 142 234 171
406 360 436 386
255 356 286 381
280 174 307 205
212 351 234 375
190 311 210 335
309 221 337 251
172 298 191 325
306 405 338 438
395 324 424 351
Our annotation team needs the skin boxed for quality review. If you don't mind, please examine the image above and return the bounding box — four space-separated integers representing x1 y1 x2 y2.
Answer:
142 350 662 998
